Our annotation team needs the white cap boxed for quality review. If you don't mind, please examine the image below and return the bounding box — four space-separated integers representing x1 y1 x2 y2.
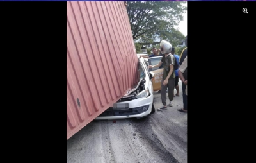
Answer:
160 40 172 54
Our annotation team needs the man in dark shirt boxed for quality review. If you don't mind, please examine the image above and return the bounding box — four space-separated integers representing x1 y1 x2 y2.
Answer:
148 40 175 110
141 47 163 58
178 36 187 112
179 36 187 65
158 48 163 56
173 47 180 97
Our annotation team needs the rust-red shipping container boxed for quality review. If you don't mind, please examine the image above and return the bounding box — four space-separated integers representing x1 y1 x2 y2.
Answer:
67 1 139 139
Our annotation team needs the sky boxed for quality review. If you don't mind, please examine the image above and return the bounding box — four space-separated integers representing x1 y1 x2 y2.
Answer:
175 2 187 36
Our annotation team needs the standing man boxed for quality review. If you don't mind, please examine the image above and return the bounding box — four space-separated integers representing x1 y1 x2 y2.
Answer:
172 47 180 97
178 56 187 112
158 48 163 56
148 40 175 110
179 36 187 64
178 36 187 112
140 47 162 58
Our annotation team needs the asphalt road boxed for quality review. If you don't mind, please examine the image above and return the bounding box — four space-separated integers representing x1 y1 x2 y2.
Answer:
67 80 187 163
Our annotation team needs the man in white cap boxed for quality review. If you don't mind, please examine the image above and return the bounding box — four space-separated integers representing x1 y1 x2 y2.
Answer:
148 40 176 110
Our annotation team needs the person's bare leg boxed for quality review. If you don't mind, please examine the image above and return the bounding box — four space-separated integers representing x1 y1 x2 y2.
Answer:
175 85 179 96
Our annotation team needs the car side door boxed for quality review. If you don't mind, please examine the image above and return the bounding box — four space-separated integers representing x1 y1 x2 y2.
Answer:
148 57 163 92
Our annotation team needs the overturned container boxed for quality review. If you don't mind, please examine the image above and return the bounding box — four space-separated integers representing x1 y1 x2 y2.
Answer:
67 1 139 139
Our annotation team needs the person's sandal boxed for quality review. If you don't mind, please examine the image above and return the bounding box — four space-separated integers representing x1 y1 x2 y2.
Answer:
167 103 173 107
178 109 187 112
157 106 167 111
157 108 162 111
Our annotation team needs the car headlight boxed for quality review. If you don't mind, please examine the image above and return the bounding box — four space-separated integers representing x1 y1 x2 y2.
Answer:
136 89 149 99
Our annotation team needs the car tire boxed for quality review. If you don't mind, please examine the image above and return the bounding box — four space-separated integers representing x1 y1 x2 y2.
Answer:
136 116 147 120
150 103 155 114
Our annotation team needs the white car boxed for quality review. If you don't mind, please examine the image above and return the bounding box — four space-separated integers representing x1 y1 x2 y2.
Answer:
96 56 155 120
136 53 149 64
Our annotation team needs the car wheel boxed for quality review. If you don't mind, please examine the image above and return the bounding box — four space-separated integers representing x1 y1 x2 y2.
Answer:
136 116 147 120
150 103 155 114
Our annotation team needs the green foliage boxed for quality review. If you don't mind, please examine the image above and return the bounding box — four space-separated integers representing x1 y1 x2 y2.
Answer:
154 44 160 50
135 43 142 53
127 1 186 40
161 29 185 47
175 46 186 56
147 48 152 55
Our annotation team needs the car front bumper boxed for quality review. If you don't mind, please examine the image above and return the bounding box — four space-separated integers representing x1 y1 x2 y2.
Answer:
95 93 154 120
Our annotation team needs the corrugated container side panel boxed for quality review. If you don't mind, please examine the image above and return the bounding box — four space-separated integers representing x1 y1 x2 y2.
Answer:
93 1 121 98
122 1 137 87
85 2 112 104
67 55 88 121
67 27 95 116
112 2 128 91
89 1 115 102
114 2 131 91
120 1 139 88
108 2 128 92
67 2 101 112
99 1 124 96
67 1 138 139
106 1 127 94
112 1 139 89
78 2 108 107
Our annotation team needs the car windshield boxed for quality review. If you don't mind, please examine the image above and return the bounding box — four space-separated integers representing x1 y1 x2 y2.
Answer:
149 57 163 71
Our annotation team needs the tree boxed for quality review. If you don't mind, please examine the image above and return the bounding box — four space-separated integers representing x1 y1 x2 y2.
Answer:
176 46 186 56
127 1 186 40
158 28 185 47
134 42 142 53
